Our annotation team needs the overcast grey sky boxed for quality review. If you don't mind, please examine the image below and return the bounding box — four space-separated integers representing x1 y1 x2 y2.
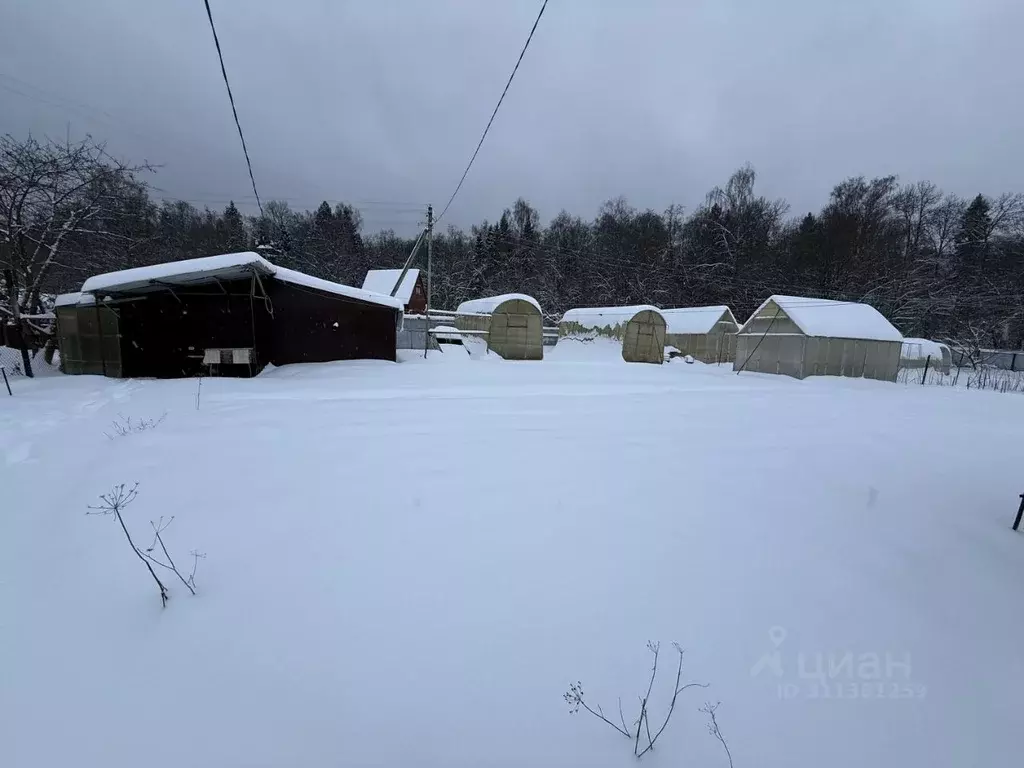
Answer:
2 0 1022 233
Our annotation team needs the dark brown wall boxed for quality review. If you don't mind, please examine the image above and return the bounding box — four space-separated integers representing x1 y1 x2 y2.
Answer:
267 281 398 365
116 280 269 378
88 275 396 378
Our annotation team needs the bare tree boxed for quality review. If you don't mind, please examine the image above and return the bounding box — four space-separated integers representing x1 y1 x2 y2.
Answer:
0 133 154 315
564 642 709 759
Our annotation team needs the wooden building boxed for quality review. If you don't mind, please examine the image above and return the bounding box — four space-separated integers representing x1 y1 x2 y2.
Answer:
361 269 427 314
56 252 403 378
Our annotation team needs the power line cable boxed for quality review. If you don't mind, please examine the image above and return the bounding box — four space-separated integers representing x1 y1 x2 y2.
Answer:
436 0 549 224
202 0 263 217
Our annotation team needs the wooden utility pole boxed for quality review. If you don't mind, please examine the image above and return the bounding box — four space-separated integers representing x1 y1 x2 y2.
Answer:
424 204 433 358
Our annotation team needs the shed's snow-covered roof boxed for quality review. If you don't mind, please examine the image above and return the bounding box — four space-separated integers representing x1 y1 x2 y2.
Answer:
54 292 83 308
457 293 541 315
80 252 402 310
53 292 96 307
560 305 661 329
81 252 273 294
741 295 902 342
361 269 420 304
272 265 403 309
901 338 949 360
661 305 738 335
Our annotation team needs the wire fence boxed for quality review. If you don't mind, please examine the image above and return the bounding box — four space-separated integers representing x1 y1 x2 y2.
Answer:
897 361 1024 393
1 344 29 377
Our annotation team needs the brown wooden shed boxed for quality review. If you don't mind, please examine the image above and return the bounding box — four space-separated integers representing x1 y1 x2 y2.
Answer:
58 252 403 378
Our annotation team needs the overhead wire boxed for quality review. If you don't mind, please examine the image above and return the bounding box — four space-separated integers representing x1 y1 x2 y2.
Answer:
202 0 263 216
435 0 549 225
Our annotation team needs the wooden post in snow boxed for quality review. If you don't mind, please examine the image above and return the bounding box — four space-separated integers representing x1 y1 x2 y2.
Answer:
1013 495 1024 532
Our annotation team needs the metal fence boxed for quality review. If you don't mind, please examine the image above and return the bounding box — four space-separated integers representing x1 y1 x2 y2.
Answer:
949 347 1024 372
1 344 29 377
896 361 1024 393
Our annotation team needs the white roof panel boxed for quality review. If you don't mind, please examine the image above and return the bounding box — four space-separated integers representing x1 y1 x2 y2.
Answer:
741 295 902 342
662 305 738 335
361 269 420 304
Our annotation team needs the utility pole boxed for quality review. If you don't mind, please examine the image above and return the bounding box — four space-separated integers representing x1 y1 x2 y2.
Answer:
424 204 433 358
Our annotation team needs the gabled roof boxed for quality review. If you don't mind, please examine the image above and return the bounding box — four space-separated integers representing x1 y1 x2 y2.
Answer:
661 305 738 335
457 293 542 315
740 295 902 342
79 252 403 310
361 269 421 304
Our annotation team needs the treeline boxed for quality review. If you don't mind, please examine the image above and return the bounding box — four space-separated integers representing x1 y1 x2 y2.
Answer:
3 134 1024 348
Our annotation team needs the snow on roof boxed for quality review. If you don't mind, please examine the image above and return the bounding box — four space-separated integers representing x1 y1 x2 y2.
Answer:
560 305 661 330
457 293 541 315
901 338 948 360
54 292 83 308
661 305 738 335
272 265 403 310
80 252 402 310
740 295 903 342
361 269 420 304
53 292 95 307
81 252 273 294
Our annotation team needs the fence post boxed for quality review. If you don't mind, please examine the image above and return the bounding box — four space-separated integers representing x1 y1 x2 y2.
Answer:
2 367 11 396
1013 494 1024 531
921 355 930 384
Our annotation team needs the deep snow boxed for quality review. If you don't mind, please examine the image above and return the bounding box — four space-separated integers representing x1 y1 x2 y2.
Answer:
2 349 1023 767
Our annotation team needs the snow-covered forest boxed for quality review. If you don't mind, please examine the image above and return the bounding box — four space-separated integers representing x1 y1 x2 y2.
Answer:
3 133 1023 347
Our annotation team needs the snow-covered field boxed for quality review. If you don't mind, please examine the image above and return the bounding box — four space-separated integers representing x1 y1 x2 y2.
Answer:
3 344 1023 767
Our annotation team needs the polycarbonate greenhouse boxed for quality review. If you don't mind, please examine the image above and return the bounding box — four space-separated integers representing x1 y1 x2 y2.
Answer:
661 305 739 363
455 294 544 360
559 305 666 364
734 295 903 382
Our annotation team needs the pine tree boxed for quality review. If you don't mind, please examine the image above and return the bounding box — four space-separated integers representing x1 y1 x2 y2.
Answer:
954 194 992 278
221 201 247 252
